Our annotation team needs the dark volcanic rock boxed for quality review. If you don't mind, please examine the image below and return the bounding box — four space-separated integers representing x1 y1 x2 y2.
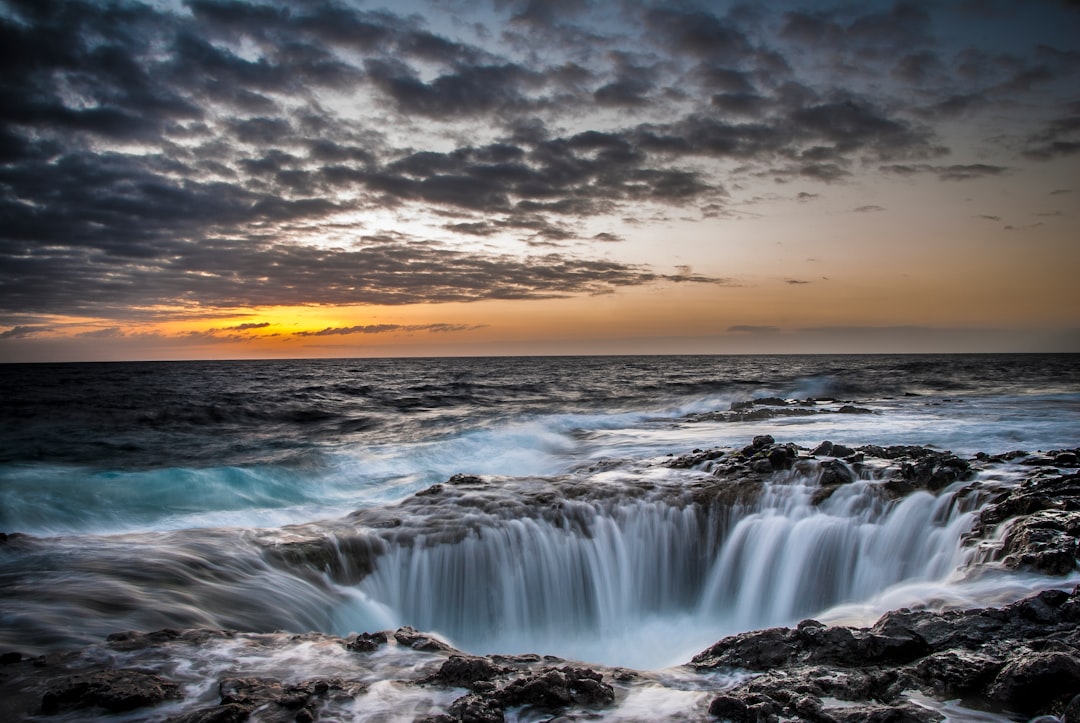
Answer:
988 651 1080 714
432 655 505 689
696 586 1080 722
40 669 182 714
968 472 1080 575
346 631 388 653
497 666 614 709
395 626 453 652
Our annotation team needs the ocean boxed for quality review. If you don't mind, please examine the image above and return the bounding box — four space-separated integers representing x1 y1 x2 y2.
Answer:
1 354 1078 719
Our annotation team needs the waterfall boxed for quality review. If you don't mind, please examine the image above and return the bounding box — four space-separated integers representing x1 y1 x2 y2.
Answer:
347 465 980 668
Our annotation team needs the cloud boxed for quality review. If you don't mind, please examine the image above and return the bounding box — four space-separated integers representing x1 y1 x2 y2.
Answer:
0 0 1075 331
853 205 885 212
879 163 1009 181
293 323 483 337
216 322 272 332
0 325 51 340
1022 105 1080 160
975 214 1002 221
785 279 811 285
77 327 125 338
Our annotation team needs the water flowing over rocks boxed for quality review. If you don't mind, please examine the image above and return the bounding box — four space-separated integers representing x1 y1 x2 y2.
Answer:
3 438 1080 720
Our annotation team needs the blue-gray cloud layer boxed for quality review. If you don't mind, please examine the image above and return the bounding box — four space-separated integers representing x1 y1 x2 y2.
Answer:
0 0 1076 321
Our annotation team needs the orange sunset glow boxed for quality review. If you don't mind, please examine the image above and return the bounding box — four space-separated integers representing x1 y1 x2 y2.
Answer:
1 0 1078 361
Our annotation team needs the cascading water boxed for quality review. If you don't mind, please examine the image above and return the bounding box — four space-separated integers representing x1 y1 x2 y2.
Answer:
344 462 984 669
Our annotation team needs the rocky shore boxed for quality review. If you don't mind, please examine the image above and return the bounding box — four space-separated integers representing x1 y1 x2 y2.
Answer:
1 436 1078 721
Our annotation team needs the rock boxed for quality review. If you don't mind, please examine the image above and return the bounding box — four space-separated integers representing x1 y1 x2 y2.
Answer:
169 702 251 723
813 441 834 456
40 669 181 714
432 655 504 689
837 405 874 415
988 652 1080 714
448 474 483 485
998 510 1080 575
902 454 972 491
448 693 505 722
911 650 1003 696
752 434 775 448
346 631 388 653
497 666 614 709
395 626 453 652
1064 693 1080 723
693 627 795 670
707 694 750 721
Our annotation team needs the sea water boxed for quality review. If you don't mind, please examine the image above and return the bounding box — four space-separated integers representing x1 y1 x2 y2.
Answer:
1 354 1078 673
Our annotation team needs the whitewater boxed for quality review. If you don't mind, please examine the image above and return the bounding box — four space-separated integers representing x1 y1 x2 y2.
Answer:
1 354 1078 720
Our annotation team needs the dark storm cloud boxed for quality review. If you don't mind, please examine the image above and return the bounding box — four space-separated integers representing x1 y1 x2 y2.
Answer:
0 235 727 318
781 2 932 61
0 0 1074 324
1022 103 1080 159
364 58 539 117
0 325 52 340
879 163 1009 181
644 7 754 64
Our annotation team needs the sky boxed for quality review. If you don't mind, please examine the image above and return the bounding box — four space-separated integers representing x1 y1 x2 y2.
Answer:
0 0 1078 361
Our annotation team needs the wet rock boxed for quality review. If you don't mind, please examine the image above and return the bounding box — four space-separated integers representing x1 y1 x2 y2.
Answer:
911 650 1003 696
432 655 504 689
448 474 483 485
988 651 1080 714
40 669 181 714
497 666 614 709
693 627 796 670
901 454 972 491
260 532 384 585
169 702 251 723
1065 693 1080 723
998 510 1080 575
395 626 453 652
448 693 505 722
813 440 835 456
346 631 388 653
837 405 874 415
696 587 1080 721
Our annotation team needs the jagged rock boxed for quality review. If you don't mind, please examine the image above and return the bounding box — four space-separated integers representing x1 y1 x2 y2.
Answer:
497 666 614 709
901 454 972 491
40 669 181 714
998 510 1080 575
447 693 505 722
696 587 1080 722
395 626 453 652
432 655 504 689
988 651 1080 714
346 631 388 653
